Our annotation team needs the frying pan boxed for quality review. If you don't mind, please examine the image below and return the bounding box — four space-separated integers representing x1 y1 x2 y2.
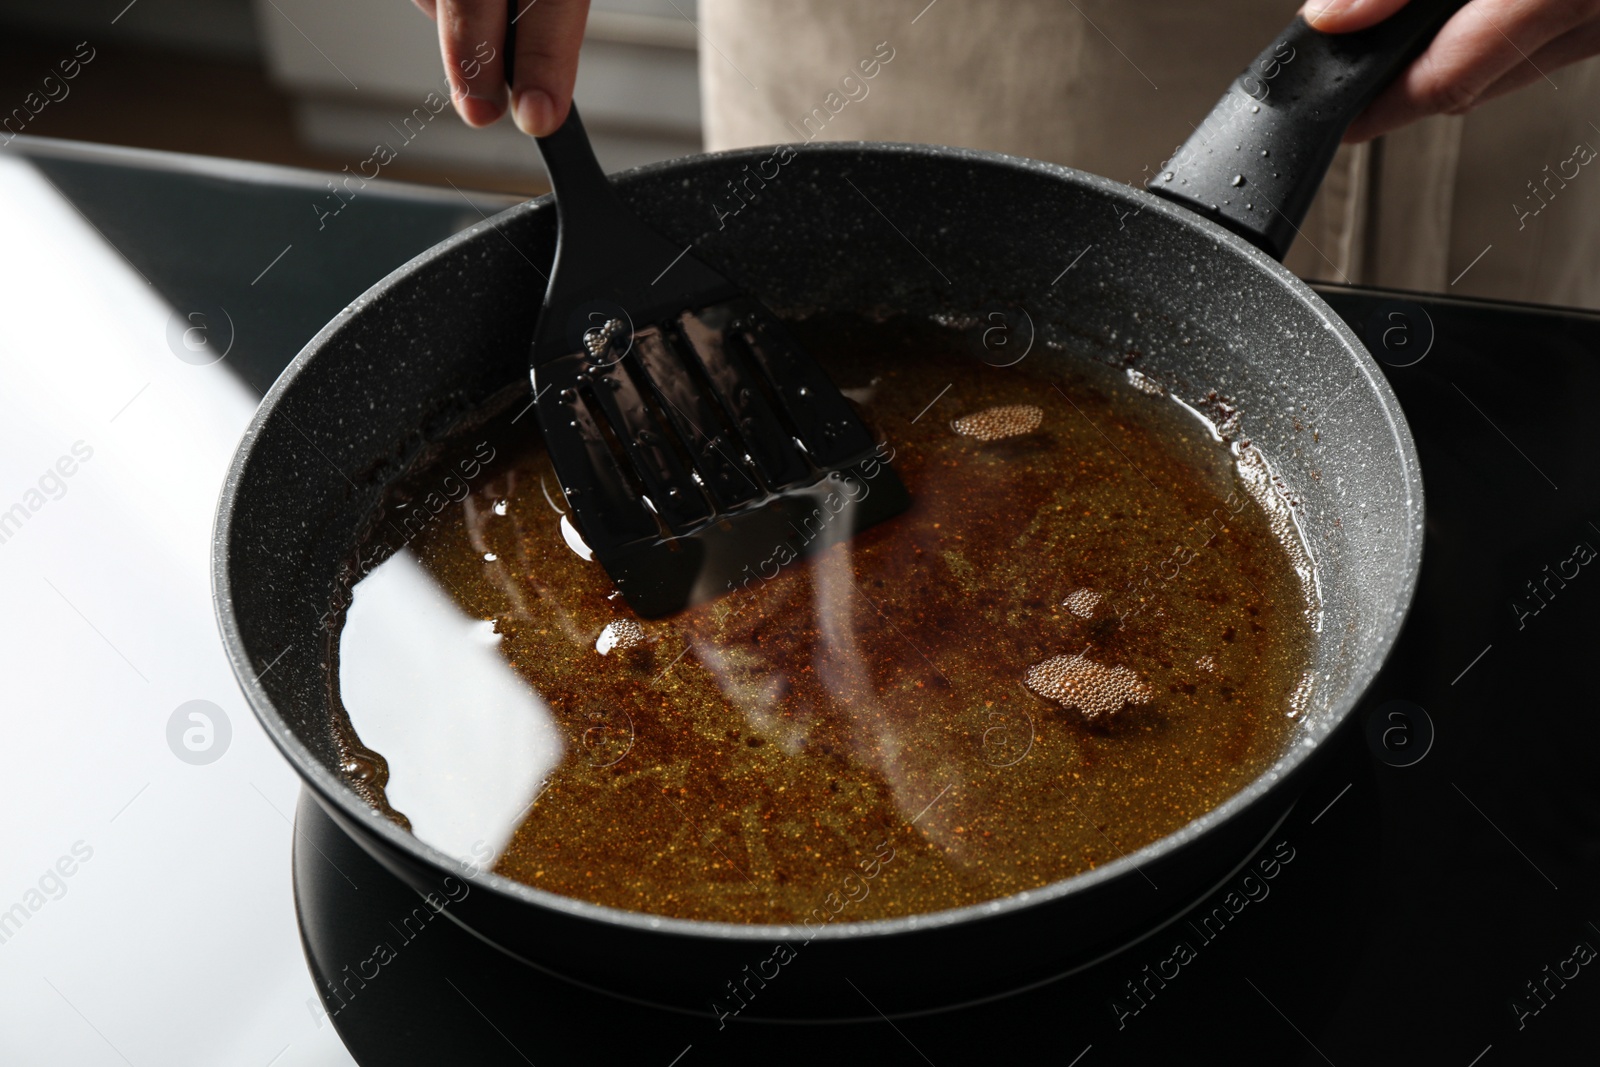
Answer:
214 5 1445 1020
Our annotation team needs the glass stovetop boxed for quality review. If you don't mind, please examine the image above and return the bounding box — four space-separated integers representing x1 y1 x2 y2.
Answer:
1 135 1595 1066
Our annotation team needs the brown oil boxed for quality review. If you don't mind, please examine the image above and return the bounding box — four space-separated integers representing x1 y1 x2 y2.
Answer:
331 314 1317 924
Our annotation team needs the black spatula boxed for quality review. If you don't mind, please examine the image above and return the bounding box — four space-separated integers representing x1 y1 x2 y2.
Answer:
526 106 909 618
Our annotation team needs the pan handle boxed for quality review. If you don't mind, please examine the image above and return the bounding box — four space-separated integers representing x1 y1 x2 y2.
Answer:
1148 0 1468 261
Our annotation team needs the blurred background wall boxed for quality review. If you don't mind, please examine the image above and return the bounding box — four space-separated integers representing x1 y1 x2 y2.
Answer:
0 0 702 193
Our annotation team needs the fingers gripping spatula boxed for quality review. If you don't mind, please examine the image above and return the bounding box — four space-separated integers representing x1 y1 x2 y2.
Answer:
526 106 910 618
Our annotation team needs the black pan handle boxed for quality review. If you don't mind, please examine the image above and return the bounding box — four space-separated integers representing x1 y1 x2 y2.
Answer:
1149 0 1468 261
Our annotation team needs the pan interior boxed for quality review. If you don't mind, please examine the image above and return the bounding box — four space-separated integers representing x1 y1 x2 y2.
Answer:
216 143 1421 933
331 310 1320 923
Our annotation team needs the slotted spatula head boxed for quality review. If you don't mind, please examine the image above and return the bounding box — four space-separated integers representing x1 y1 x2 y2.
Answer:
528 106 909 618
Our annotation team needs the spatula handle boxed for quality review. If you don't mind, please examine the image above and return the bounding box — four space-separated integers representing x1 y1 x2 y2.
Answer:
501 11 636 272
535 106 621 224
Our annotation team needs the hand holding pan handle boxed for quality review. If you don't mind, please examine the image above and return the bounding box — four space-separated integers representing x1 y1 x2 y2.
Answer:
1150 0 1469 261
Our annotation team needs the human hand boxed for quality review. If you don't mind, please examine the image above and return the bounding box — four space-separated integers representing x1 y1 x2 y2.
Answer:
411 0 591 136
1302 0 1600 142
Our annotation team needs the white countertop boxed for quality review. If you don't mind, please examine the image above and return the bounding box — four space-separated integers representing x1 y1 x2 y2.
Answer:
0 147 361 1067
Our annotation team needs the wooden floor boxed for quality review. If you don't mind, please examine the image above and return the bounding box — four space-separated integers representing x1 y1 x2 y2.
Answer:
0 30 547 196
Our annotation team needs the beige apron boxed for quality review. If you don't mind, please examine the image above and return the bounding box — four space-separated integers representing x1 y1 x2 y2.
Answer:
700 0 1600 309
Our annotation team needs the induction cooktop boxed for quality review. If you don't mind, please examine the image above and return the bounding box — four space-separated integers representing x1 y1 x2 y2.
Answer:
15 135 1596 1067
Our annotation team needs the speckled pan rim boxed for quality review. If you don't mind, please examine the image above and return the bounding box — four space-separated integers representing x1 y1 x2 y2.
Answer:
214 140 1424 945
